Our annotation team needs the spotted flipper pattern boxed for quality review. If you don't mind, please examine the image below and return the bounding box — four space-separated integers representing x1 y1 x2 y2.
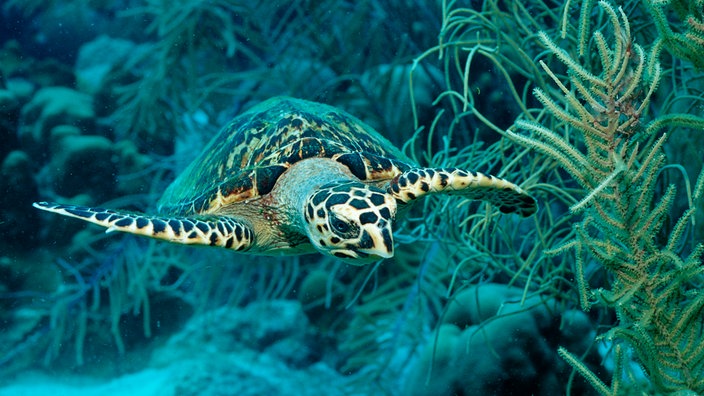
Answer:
388 168 537 217
33 202 254 250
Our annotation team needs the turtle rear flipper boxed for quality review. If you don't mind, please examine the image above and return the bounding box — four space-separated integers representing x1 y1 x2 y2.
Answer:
387 168 537 217
32 202 253 251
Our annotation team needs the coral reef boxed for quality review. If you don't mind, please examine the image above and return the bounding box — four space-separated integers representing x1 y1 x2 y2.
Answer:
1 0 702 395
1 300 352 396
405 284 596 395
507 1 704 394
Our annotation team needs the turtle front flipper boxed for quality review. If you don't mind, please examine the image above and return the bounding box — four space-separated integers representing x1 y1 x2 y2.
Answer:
33 202 253 251
387 168 537 217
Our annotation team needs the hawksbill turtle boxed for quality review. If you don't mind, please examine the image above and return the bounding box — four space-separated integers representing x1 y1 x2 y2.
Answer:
34 97 536 264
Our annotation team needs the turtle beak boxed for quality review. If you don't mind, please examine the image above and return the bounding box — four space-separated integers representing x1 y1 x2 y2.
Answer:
357 218 394 259
330 220 394 265
354 193 397 261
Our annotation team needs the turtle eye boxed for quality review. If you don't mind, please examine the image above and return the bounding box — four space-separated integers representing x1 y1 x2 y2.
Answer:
329 213 357 237
331 218 350 233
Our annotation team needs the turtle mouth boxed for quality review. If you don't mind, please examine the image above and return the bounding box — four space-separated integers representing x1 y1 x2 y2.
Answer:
328 217 394 264
360 248 394 260
330 247 392 265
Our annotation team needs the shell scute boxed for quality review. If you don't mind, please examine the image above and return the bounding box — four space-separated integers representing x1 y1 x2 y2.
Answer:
157 97 411 216
254 165 287 196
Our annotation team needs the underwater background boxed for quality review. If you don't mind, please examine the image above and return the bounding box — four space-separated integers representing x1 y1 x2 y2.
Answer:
1 1 703 395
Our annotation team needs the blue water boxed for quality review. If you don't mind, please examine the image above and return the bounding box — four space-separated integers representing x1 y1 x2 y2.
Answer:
0 1 634 395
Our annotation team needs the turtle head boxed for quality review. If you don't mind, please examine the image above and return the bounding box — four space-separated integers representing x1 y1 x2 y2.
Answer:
304 181 396 264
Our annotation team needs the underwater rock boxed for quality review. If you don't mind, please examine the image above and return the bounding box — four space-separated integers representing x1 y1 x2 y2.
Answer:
0 300 348 395
168 352 345 396
0 40 25 78
1 39 75 89
18 87 95 156
18 2 107 64
152 300 318 369
0 89 21 159
49 130 117 201
27 59 76 89
0 344 345 396
5 78 35 103
0 150 39 243
443 282 526 328
148 300 345 396
0 78 33 156
299 270 331 307
75 35 141 97
0 88 19 112
298 269 345 330
75 35 160 119
112 140 154 196
0 250 62 378
404 283 598 396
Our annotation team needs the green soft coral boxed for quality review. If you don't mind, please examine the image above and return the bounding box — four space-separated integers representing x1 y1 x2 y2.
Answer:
645 0 704 69
508 1 704 393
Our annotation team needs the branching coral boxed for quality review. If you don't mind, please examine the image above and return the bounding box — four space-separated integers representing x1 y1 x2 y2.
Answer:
644 0 704 69
507 1 704 393
398 0 704 393
407 0 574 308
108 0 432 153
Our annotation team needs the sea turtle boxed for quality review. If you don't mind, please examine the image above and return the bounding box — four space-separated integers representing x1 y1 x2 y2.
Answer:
33 97 536 264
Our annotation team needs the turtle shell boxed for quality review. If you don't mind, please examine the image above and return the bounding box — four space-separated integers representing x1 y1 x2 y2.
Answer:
158 97 412 216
